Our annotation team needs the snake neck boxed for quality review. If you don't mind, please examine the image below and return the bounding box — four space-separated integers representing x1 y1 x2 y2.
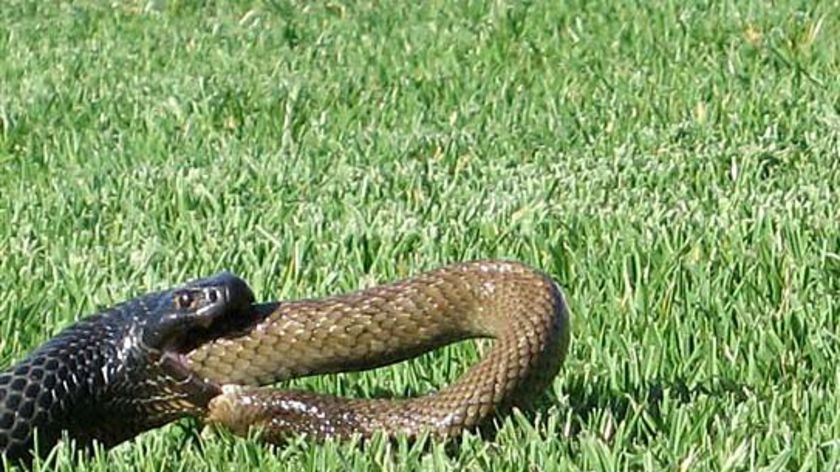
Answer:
1 316 117 463
0 303 217 465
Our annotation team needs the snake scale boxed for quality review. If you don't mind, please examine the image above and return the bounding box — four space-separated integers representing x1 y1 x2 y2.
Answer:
1 260 570 468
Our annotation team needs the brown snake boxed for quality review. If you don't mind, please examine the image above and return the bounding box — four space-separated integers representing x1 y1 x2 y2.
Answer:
185 260 571 442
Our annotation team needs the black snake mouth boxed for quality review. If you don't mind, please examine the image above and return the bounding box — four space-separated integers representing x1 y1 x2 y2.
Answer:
160 303 272 388
181 302 280 352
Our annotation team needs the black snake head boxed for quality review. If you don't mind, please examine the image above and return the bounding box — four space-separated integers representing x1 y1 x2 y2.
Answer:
107 272 258 422
140 271 256 352
129 271 258 408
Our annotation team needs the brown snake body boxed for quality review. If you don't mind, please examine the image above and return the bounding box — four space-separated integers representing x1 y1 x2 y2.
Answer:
186 260 570 441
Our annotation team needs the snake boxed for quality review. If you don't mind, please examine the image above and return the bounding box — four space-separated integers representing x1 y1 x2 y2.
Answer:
0 272 256 467
1 260 569 468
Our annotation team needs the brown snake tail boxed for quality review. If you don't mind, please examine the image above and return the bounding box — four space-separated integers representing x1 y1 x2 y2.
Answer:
186 260 571 442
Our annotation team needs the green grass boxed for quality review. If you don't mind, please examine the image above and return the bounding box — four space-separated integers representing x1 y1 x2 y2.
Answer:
1 0 839 470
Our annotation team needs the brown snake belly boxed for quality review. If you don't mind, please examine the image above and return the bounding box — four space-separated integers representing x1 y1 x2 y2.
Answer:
184 260 570 441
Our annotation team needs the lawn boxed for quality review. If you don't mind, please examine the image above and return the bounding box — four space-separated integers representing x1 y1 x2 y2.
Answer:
1 0 839 470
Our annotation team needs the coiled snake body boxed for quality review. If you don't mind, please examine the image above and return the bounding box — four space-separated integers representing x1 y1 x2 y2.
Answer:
1 260 569 467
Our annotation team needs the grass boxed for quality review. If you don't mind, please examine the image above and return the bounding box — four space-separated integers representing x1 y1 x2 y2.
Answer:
1 0 839 470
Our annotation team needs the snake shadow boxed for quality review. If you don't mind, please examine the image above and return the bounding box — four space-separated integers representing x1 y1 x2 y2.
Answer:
513 372 758 447
350 371 757 457
175 364 757 457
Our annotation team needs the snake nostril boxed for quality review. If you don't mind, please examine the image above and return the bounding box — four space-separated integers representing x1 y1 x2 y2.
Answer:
207 289 219 303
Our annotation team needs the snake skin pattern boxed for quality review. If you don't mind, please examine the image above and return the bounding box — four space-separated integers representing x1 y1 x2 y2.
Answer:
187 260 570 442
1 260 569 467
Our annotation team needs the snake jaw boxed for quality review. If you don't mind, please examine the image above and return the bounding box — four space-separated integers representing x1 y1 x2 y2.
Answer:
143 272 256 353
131 272 258 406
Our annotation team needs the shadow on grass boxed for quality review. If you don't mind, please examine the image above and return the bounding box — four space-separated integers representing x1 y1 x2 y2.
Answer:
174 373 760 459
518 373 760 444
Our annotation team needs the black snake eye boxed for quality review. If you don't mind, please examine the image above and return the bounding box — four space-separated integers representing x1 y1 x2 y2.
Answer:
176 292 194 309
